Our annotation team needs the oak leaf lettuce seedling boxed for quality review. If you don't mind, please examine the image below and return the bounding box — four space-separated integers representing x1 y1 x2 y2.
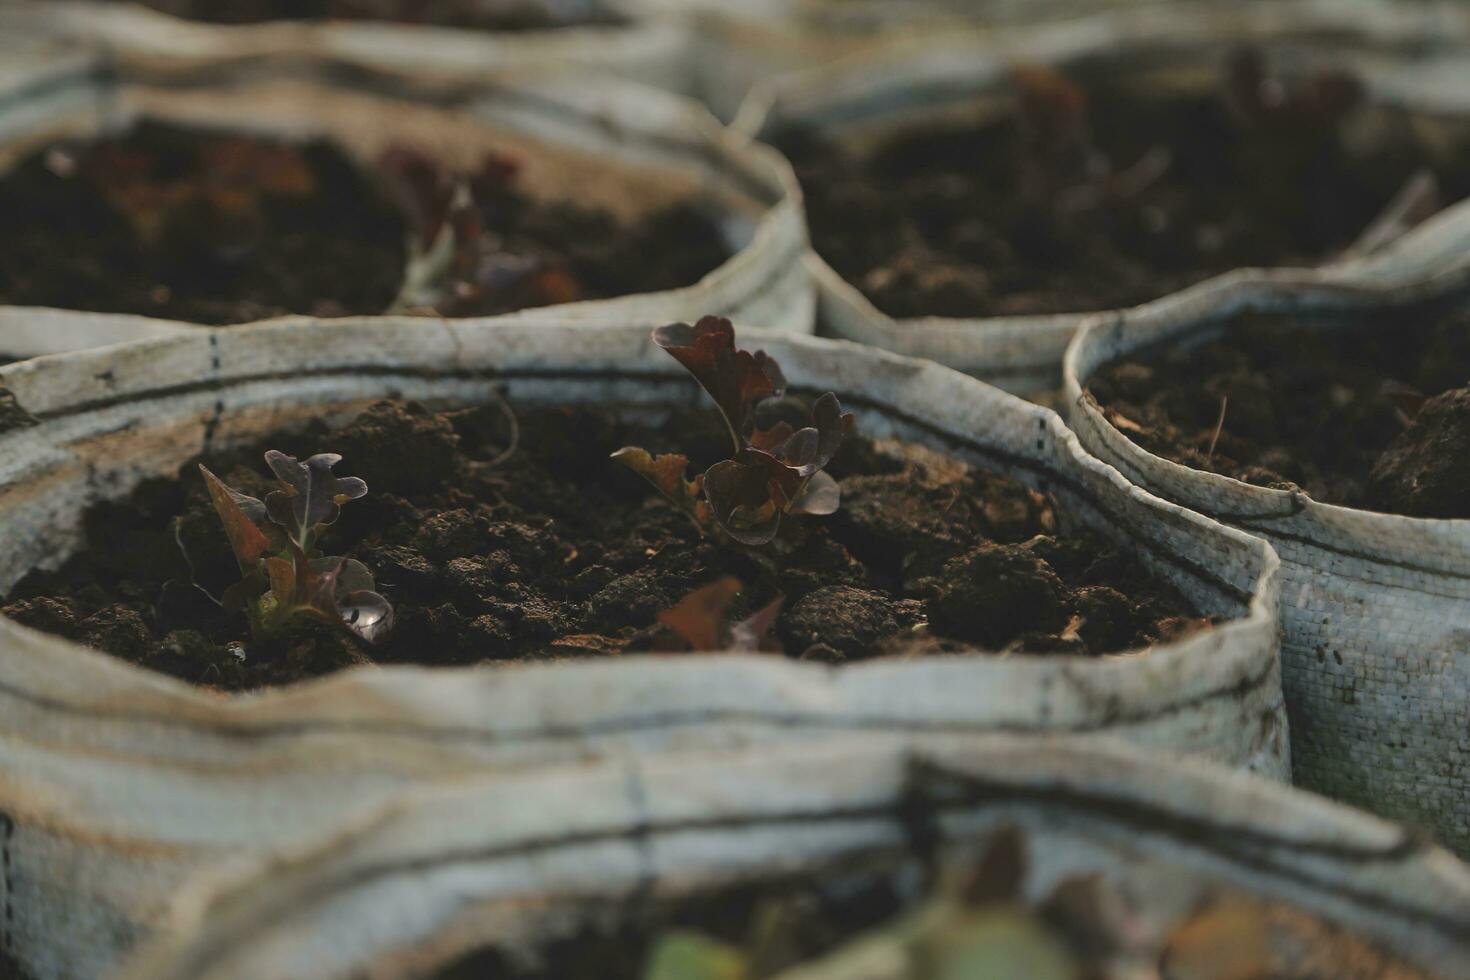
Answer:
199 451 393 644
613 316 854 545
657 577 783 653
376 144 580 315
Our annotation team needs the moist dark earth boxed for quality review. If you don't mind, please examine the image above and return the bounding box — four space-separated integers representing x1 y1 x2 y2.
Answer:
433 859 909 979
1088 304 1470 519
94 0 625 30
0 122 729 324
775 75 1466 320
2 399 1209 690
427 846 1431 980
0 122 407 324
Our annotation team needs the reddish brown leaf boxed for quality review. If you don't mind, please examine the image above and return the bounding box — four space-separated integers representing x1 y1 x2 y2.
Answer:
658 577 743 650
199 464 275 573
652 317 786 450
658 578 784 653
611 447 706 518
703 455 783 545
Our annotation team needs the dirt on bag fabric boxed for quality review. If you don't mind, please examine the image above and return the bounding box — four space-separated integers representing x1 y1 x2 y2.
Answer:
1087 303 1470 519
94 0 626 31
1 398 1210 691
774 62 1466 321
0 122 730 324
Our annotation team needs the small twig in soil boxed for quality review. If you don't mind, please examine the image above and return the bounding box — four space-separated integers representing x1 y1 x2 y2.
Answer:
1205 394 1229 462
1341 169 1440 261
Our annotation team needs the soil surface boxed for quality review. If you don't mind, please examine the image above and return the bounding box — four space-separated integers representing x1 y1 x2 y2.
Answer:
775 68 1463 320
96 0 625 30
427 850 1430 979
0 122 407 324
2 398 1209 690
0 122 730 324
1088 304 1470 518
432 859 910 979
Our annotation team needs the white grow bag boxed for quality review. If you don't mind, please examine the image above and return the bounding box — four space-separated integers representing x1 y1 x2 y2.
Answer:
0 51 812 359
1064 195 1470 855
0 324 1279 978
0 0 693 96
117 734 1470 980
734 0 1470 395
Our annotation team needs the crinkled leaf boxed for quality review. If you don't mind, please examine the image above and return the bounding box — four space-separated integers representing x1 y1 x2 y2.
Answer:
611 447 708 523
263 451 367 549
653 317 786 449
199 464 277 572
704 455 783 546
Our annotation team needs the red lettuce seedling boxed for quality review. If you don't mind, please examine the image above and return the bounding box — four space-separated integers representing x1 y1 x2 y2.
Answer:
657 577 783 653
612 316 854 545
375 144 580 315
199 451 393 644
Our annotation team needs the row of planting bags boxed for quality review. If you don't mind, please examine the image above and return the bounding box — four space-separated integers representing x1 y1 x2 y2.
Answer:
2 0 1470 977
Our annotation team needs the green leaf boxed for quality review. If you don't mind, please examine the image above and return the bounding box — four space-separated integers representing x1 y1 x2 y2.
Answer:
643 933 750 980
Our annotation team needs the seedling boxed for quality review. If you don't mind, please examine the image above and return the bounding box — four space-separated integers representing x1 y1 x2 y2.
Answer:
657 577 783 653
376 144 580 315
612 317 854 546
1010 63 1171 212
199 451 393 644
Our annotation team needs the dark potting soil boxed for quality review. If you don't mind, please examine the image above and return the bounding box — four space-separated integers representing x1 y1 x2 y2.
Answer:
93 0 625 31
1 399 1209 691
1088 304 1470 519
431 859 912 979
0 123 730 325
427 829 1434 979
0 122 408 325
775 71 1465 321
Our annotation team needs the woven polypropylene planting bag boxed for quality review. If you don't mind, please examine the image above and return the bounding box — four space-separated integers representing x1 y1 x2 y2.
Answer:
0 0 692 95
0 50 811 359
0 323 1279 978
1064 198 1470 855
116 734 1470 979
733 0 1470 395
